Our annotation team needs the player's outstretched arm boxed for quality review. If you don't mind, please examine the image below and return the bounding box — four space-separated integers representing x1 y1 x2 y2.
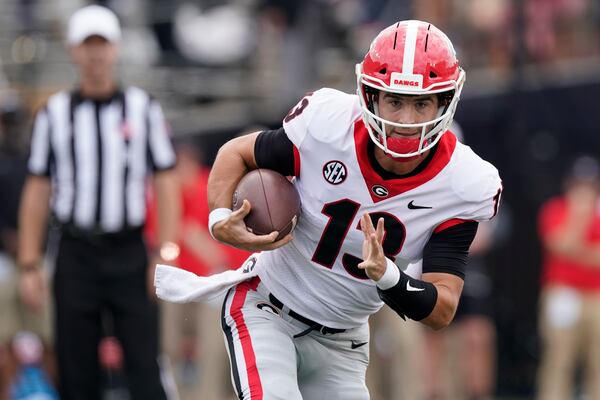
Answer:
359 213 471 330
207 132 292 251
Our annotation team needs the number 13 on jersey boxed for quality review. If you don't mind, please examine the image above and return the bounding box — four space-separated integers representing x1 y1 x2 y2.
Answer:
311 199 406 279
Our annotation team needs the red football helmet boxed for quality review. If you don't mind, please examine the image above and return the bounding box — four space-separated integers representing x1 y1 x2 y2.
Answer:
356 20 465 159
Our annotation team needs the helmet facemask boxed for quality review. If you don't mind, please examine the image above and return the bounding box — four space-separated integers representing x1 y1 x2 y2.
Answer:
356 66 465 161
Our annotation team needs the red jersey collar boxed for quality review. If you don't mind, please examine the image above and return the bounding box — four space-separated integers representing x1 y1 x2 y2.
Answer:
353 119 457 203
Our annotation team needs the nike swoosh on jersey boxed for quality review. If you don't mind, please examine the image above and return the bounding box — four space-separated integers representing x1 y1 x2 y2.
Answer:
407 200 433 210
406 281 425 292
351 341 369 349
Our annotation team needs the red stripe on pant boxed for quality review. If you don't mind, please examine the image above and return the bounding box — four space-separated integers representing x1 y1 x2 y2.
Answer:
231 277 262 399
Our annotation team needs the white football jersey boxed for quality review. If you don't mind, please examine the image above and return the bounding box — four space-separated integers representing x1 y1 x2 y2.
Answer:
257 88 502 329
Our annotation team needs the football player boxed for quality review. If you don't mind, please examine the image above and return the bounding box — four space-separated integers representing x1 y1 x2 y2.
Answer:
208 20 502 399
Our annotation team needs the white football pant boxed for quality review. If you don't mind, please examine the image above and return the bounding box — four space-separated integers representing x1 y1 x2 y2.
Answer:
221 277 370 400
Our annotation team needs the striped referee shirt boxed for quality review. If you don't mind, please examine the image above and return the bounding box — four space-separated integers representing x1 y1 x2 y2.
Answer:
27 87 176 233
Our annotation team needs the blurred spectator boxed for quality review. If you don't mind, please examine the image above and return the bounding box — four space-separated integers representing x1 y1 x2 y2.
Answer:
7 331 58 400
453 0 515 71
0 90 29 346
413 0 453 29
98 314 130 400
536 155 600 400
17 5 179 400
525 0 596 63
348 0 412 61
0 90 53 399
146 142 249 400
148 0 182 65
172 2 256 66
254 0 333 117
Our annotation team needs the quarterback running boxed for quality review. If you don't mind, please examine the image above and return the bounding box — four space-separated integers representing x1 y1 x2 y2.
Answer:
206 20 502 399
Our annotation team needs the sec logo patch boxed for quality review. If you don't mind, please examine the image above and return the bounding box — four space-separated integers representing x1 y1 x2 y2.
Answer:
323 161 347 185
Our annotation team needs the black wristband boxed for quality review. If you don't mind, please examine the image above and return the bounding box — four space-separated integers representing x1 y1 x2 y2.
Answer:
377 270 438 321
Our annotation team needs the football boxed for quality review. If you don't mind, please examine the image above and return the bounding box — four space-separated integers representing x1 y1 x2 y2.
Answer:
232 169 301 241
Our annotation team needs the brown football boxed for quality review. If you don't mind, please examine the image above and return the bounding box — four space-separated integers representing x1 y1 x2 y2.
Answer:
232 169 301 241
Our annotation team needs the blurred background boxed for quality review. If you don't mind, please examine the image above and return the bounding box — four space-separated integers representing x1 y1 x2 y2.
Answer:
1 0 600 399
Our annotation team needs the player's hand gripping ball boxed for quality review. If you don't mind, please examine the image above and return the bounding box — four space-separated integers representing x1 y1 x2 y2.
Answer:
232 169 301 241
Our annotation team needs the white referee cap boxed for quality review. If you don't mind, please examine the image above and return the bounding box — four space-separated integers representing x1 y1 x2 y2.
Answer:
67 5 121 46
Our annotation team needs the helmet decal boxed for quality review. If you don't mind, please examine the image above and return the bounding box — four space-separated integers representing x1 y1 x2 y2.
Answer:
401 20 419 75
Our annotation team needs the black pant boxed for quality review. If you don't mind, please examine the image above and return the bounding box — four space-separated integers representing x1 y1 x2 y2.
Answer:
53 229 166 400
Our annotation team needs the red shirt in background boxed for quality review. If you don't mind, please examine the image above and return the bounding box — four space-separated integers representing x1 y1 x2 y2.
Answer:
145 167 250 276
538 197 600 291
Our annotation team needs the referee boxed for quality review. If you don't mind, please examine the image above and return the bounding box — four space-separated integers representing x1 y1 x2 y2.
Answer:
17 6 179 400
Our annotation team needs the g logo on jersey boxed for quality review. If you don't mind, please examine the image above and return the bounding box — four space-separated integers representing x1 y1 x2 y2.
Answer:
371 185 389 198
323 161 347 185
